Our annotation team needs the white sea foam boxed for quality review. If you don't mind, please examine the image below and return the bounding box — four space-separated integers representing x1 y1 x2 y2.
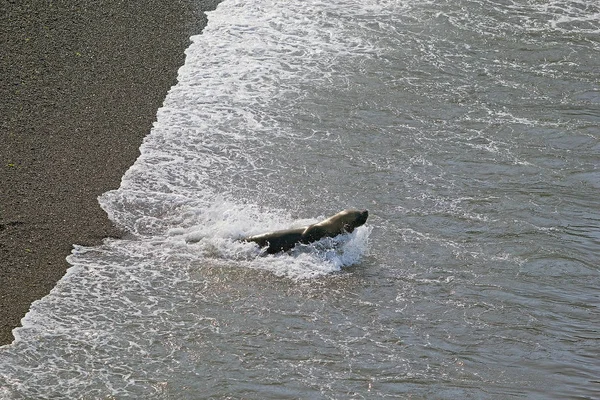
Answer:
93 0 383 279
2 2 383 395
2 0 599 398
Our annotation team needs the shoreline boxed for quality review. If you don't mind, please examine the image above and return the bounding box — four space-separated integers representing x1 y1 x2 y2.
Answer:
0 0 221 345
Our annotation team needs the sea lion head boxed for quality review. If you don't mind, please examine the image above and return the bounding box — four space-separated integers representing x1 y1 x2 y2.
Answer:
314 209 369 235
338 209 369 233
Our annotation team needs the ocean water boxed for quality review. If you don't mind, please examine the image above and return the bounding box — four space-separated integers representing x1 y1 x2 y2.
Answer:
2 0 599 398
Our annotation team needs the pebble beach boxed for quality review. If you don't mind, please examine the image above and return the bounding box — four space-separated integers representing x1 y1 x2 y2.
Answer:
0 0 220 345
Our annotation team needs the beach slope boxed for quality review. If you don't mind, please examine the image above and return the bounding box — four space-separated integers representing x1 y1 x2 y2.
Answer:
0 0 220 345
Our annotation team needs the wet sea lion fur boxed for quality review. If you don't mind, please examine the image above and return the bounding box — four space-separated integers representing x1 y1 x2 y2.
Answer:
244 209 368 254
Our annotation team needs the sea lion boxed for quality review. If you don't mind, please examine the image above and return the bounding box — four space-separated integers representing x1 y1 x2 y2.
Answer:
245 209 368 254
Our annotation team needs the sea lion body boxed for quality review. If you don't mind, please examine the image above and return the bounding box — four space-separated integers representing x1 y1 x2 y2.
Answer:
245 209 368 254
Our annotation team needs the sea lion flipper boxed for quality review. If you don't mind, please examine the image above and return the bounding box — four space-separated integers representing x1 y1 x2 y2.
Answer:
302 225 328 243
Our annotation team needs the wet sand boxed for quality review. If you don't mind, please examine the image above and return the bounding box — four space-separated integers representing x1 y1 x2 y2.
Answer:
0 0 221 345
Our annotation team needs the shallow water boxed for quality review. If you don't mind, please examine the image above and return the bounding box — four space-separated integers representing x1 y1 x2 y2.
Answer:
1 0 599 398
